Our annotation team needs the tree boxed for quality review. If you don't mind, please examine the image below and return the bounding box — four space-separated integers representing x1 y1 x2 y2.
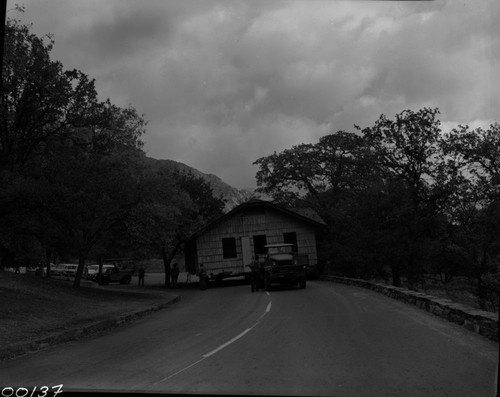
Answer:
0 15 149 283
444 123 499 200
0 16 117 272
40 98 146 286
126 168 191 288
254 131 375 212
441 123 500 308
1 17 100 171
254 109 454 287
127 167 225 287
359 108 445 288
254 130 387 280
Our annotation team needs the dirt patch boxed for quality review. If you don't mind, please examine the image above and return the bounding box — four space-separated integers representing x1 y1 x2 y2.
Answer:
0 271 177 348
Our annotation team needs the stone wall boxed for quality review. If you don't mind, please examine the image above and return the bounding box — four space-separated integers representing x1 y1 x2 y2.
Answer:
320 275 498 341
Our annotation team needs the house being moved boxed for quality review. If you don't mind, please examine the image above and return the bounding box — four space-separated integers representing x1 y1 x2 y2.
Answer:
183 199 326 281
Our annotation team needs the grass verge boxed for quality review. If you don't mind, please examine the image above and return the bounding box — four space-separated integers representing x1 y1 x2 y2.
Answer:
0 271 177 352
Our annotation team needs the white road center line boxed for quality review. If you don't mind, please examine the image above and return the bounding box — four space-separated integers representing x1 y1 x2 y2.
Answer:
203 328 252 358
160 357 205 381
157 294 272 383
205 299 272 357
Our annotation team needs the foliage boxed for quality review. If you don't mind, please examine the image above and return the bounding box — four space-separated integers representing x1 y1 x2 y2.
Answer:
254 108 500 307
125 166 226 287
0 16 149 287
481 266 500 312
440 124 500 308
254 131 373 206
0 13 225 290
1 18 102 170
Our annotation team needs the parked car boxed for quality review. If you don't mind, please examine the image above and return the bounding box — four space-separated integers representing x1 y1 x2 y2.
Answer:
26 266 37 274
86 264 115 280
58 264 79 277
50 263 78 277
50 264 64 277
94 264 133 285
33 263 56 277
85 264 100 280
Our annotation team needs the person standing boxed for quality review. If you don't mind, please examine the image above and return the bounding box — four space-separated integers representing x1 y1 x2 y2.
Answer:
199 264 207 290
138 266 145 286
171 263 180 289
250 256 260 292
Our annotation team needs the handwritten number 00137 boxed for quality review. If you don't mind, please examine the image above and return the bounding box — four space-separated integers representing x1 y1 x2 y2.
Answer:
1 385 63 397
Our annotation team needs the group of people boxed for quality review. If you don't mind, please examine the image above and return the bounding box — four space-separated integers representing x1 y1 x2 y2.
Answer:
136 262 205 289
137 263 181 288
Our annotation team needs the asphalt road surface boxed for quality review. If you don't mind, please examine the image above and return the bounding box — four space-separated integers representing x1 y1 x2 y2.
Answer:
0 280 497 396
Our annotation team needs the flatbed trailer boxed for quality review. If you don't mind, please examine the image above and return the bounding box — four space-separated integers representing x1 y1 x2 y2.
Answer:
201 264 248 283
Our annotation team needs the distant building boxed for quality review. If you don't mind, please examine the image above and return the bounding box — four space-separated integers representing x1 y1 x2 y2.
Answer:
183 199 326 280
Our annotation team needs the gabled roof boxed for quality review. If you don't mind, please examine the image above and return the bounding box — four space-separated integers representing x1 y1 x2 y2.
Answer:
287 206 327 225
191 199 326 239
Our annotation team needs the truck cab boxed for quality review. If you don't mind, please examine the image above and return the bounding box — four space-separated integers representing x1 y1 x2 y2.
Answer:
262 243 307 290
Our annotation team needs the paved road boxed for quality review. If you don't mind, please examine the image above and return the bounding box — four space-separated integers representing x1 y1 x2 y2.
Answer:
0 281 497 396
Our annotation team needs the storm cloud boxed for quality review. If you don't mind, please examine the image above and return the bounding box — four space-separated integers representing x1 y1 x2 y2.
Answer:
15 0 499 188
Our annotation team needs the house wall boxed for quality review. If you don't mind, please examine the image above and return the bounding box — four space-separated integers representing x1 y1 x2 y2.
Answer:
196 208 318 275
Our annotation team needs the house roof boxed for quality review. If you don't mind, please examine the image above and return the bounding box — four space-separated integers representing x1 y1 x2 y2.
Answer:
191 199 326 239
287 206 327 225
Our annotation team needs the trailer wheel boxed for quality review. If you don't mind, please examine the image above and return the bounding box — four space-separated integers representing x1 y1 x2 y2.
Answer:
299 277 306 289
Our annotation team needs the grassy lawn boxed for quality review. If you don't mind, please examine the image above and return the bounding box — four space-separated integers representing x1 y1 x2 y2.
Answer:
0 270 177 349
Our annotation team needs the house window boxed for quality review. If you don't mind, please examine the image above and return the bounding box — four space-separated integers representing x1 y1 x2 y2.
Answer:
253 235 267 255
222 237 237 259
283 232 298 252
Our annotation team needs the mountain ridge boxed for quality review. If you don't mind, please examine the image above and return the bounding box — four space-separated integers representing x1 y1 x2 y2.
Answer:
144 156 256 211
144 156 326 224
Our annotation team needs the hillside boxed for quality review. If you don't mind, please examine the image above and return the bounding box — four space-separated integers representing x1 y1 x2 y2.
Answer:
143 156 256 211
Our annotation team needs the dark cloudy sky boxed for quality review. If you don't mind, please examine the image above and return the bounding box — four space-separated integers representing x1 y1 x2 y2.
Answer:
13 0 499 189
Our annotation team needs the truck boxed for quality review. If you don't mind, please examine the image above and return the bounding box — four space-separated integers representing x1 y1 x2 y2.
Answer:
94 264 133 285
261 243 307 290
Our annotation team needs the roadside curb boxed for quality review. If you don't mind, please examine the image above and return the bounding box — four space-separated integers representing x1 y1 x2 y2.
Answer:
320 275 498 341
0 295 181 361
